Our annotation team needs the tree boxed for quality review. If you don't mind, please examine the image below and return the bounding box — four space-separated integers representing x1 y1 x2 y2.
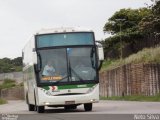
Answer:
139 0 160 34
103 8 151 34
103 8 151 59
0 57 22 73
12 57 22 66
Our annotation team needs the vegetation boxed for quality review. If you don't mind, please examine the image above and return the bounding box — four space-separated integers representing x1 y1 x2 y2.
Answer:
102 8 151 59
0 79 23 105
0 57 22 73
139 0 160 34
100 1 160 101
0 79 16 105
0 98 7 105
0 79 16 90
100 94 160 102
103 8 151 34
102 0 160 59
101 46 160 71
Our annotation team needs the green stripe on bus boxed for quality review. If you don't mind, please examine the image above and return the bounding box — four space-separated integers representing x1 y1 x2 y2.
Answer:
58 84 95 90
43 86 50 90
42 84 96 90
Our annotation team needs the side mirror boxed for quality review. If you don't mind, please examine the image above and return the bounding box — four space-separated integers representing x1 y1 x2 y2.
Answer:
33 51 42 72
98 46 104 61
96 41 104 70
33 51 37 64
96 41 104 61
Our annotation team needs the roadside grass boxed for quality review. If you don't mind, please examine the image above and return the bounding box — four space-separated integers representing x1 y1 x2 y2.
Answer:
100 94 160 102
0 79 17 105
101 46 160 71
0 79 16 90
0 98 7 105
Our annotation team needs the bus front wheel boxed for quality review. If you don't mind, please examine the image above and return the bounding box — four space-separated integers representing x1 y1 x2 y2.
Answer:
84 103 92 111
28 104 35 111
37 106 45 113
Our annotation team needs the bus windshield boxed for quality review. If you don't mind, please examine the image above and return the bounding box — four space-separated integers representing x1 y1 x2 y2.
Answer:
37 47 97 84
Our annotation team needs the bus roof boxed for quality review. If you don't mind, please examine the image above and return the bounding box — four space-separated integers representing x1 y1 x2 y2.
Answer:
36 27 93 35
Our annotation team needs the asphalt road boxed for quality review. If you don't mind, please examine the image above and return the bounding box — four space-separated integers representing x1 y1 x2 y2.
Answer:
0 100 160 120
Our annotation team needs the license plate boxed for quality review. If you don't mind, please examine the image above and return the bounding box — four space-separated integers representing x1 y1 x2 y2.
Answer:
65 101 75 105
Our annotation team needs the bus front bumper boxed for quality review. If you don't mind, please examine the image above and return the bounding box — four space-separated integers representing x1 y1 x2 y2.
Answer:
37 85 99 106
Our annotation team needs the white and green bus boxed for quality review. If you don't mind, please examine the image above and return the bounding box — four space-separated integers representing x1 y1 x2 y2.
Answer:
22 27 104 113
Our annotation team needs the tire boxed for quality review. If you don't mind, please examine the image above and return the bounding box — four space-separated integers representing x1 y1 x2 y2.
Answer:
26 93 29 104
37 106 45 113
28 104 35 111
84 103 92 111
27 93 35 111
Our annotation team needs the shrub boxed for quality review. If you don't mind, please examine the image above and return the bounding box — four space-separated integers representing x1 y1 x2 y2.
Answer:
0 79 16 90
0 98 7 105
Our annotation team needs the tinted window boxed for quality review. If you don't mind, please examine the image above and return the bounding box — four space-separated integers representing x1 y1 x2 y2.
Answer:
36 32 94 48
37 47 97 84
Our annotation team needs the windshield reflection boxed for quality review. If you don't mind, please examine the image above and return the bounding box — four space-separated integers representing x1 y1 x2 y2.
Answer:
38 47 97 84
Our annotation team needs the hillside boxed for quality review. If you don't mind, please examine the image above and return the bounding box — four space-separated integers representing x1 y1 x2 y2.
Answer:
101 46 160 71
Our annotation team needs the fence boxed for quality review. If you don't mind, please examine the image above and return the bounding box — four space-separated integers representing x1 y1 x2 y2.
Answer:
99 63 160 97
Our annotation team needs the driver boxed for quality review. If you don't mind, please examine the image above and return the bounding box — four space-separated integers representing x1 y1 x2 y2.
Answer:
42 60 56 76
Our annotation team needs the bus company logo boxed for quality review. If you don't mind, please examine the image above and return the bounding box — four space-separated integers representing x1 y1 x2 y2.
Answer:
51 86 59 92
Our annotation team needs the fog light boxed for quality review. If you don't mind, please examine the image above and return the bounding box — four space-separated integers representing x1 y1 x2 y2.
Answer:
90 99 96 102
45 102 50 105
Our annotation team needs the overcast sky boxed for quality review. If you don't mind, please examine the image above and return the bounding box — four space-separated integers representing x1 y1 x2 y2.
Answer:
0 0 152 58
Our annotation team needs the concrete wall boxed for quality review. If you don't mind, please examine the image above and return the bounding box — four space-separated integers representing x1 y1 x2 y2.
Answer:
0 72 24 100
0 87 24 100
0 72 23 83
100 63 160 97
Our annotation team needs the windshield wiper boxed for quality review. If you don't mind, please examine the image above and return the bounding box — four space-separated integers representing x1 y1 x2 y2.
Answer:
67 50 86 83
68 58 85 83
70 68 86 83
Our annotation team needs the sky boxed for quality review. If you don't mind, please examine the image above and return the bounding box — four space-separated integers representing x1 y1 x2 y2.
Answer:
0 0 152 59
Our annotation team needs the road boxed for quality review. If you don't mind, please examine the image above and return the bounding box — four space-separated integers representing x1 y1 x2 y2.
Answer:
0 100 160 120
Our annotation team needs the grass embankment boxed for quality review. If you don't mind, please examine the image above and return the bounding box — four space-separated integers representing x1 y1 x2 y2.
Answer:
101 46 160 71
101 46 160 101
100 94 160 102
0 79 16 90
0 79 23 105
0 98 7 104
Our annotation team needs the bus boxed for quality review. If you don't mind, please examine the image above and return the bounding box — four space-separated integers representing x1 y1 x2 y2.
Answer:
22 27 104 113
